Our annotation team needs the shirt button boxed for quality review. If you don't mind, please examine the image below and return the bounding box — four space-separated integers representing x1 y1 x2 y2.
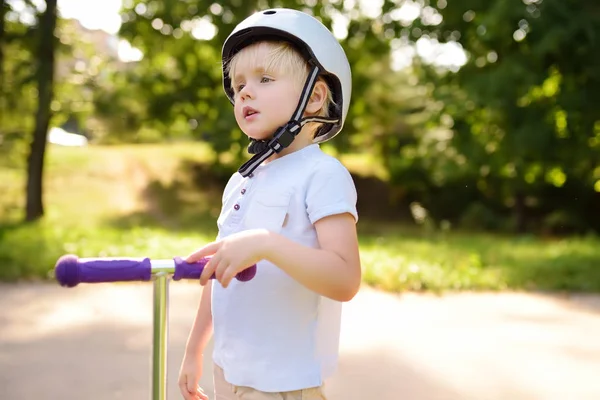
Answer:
234 204 240 211
241 189 246 195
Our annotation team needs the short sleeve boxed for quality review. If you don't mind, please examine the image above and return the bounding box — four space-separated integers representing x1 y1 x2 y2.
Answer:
305 159 358 224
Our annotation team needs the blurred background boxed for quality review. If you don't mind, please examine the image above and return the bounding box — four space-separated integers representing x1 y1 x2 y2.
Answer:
1 1 600 399
1 0 599 291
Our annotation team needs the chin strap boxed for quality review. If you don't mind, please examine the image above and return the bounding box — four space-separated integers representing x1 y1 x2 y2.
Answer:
238 65 339 178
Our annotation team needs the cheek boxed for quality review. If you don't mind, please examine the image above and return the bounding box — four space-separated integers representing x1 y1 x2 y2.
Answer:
233 103 243 120
280 97 299 118
277 88 301 113
265 92 294 116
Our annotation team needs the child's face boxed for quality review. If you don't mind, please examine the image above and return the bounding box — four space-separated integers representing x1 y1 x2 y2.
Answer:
231 43 303 141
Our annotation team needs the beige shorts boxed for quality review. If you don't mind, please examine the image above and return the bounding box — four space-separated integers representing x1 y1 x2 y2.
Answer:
213 364 327 400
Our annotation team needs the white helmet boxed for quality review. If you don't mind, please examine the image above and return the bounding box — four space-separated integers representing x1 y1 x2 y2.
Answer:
221 8 352 176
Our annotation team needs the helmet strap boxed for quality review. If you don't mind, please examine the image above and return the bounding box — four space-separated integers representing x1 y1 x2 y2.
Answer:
238 65 339 178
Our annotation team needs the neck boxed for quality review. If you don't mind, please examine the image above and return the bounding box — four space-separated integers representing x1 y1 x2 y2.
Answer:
265 125 316 162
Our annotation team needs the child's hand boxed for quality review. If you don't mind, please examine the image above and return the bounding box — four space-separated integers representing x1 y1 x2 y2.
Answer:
186 229 269 288
178 354 208 400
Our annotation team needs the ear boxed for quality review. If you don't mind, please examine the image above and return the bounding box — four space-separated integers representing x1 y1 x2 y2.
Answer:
304 80 328 116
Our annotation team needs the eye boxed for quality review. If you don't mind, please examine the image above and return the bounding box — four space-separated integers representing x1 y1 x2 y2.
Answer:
235 84 245 92
260 76 272 83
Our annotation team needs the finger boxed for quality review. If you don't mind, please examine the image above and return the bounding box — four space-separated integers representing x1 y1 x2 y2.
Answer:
198 386 209 400
220 266 236 288
179 381 194 400
200 254 221 286
214 259 230 282
186 374 196 393
186 241 220 263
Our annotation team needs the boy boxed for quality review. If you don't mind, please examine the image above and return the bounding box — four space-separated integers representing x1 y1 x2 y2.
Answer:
178 8 360 400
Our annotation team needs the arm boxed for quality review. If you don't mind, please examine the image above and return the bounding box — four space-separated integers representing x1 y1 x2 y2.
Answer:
263 212 361 302
178 284 212 400
183 283 213 357
187 162 361 301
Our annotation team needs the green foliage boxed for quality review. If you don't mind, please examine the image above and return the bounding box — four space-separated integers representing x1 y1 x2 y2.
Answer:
1 4 38 156
360 224 600 293
2 0 600 233
1 5 101 156
106 0 420 157
2 143 600 293
408 0 600 231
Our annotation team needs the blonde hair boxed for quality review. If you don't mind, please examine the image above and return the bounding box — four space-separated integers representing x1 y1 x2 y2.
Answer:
226 40 334 119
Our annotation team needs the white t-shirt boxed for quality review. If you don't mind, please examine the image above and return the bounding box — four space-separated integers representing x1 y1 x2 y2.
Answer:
211 143 358 392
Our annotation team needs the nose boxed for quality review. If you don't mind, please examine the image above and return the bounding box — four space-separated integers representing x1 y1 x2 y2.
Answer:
239 83 253 101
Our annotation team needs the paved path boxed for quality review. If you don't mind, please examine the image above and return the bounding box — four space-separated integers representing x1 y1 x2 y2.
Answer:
1 283 600 400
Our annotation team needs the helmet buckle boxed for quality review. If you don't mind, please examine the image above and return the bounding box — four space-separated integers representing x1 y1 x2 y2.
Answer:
268 120 302 153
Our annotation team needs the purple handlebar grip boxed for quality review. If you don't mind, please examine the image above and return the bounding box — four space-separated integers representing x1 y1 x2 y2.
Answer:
172 257 257 282
55 254 152 287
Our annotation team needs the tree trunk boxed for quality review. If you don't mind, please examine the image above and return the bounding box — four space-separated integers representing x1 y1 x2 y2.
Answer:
514 190 526 233
0 0 6 123
25 0 57 221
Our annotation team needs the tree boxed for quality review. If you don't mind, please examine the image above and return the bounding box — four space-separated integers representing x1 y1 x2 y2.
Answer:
109 0 410 160
0 1 5 104
25 0 57 221
0 1 38 162
409 0 600 232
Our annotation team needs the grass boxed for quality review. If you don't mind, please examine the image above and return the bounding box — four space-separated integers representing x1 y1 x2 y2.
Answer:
359 224 600 292
1 142 599 293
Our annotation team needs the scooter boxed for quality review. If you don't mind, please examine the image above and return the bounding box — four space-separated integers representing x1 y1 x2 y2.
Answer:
54 254 257 400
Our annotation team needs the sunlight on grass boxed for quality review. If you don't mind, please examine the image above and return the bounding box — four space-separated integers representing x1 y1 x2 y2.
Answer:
2 143 600 293
359 233 504 292
359 229 600 292
336 151 389 180
0 216 214 281
0 142 219 281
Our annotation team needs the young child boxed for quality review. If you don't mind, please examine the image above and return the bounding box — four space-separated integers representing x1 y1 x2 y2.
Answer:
178 8 360 400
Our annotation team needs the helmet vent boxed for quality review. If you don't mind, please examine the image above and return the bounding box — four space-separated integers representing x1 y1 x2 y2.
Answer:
263 10 276 15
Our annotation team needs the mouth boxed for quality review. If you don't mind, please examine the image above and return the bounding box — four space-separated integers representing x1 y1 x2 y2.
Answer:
243 107 259 119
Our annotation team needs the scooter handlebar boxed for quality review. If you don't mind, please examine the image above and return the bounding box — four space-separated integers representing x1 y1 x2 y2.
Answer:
54 254 257 287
